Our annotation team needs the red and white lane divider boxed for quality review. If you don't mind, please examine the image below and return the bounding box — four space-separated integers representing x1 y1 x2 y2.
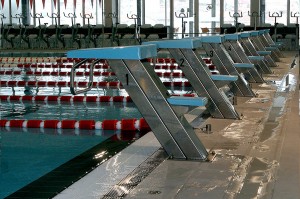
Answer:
13 63 180 70
15 63 110 69
0 57 55 63
0 70 186 78
0 93 195 103
0 80 192 88
0 118 151 131
0 95 132 103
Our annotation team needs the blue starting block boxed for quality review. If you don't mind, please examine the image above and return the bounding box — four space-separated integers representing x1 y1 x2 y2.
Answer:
224 33 241 41
233 63 255 68
68 45 209 161
224 31 272 74
256 29 284 58
68 45 157 60
233 31 275 73
144 38 241 119
199 35 257 96
211 74 238 81
167 96 208 107
249 31 281 62
198 35 225 43
257 51 272 55
248 56 265 61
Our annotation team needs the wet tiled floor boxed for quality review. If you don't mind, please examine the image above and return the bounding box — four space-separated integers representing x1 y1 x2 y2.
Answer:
124 52 300 199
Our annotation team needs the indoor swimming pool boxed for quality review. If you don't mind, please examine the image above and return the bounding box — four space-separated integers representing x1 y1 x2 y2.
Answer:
0 58 141 198
0 56 195 198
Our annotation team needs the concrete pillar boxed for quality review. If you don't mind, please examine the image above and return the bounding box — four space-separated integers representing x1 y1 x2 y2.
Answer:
220 0 224 26
104 0 114 27
250 0 261 27
170 0 174 39
194 0 199 37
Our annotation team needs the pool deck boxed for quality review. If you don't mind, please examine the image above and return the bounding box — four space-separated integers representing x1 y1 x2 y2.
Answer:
54 51 299 199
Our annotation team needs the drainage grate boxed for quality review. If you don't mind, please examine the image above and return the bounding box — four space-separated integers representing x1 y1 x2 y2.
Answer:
102 148 167 199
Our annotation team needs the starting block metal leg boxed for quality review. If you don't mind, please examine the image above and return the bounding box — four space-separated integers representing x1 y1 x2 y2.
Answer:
223 40 264 83
110 60 208 160
202 43 255 97
250 37 279 66
261 32 284 57
67 45 209 161
239 39 273 73
169 48 240 119
252 36 280 62
143 39 240 120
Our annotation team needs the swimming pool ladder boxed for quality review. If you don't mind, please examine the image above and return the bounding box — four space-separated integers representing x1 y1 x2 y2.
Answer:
68 45 211 161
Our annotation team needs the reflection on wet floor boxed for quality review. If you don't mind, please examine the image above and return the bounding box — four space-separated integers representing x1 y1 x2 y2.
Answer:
224 155 278 199
122 53 299 199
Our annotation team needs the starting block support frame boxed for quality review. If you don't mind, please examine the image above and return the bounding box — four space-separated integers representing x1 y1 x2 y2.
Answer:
144 39 240 119
240 32 277 68
251 31 280 62
67 45 209 161
200 35 256 97
258 29 284 58
236 33 273 74
223 34 265 83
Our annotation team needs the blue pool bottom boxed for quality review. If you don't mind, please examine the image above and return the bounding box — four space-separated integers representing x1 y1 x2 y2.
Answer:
0 130 110 198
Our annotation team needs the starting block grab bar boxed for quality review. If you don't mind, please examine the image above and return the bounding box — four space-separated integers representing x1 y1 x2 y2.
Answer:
69 45 158 95
70 58 102 95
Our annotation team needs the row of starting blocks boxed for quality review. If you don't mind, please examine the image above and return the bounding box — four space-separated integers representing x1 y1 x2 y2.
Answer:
67 29 283 161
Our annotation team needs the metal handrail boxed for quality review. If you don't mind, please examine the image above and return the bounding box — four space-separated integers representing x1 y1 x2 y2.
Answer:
70 59 102 95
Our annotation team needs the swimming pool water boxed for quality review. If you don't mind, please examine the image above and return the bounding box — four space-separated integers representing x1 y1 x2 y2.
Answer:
1 101 142 121
0 58 193 198
0 129 110 198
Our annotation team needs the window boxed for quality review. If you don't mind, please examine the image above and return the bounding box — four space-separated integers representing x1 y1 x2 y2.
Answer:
199 0 220 32
264 0 287 25
11 3 22 25
224 0 235 25
60 1 75 25
237 0 250 26
290 0 299 25
1 2 10 24
145 0 167 25
174 0 190 38
119 0 137 24
30 1 53 26
81 0 97 26
224 0 250 26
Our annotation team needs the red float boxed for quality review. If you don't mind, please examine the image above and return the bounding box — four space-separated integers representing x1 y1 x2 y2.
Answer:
121 119 136 131
61 120 77 129
44 120 60 128
0 120 8 127
9 120 25 128
78 120 95 130
102 119 118 130
26 120 43 128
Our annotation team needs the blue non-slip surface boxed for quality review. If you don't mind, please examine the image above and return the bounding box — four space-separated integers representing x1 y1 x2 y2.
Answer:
67 44 157 60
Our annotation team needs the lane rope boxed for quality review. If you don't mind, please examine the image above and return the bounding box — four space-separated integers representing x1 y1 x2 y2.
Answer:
0 80 192 88
0 118 150 131
0 93 195 103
